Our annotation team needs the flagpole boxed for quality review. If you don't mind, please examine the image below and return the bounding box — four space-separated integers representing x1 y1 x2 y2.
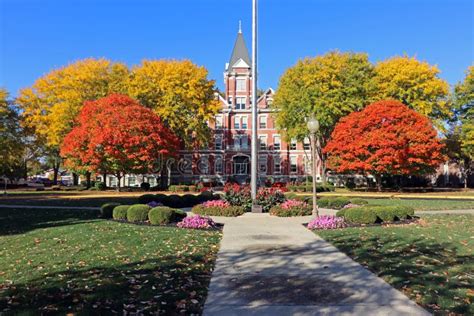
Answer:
250 0 259 210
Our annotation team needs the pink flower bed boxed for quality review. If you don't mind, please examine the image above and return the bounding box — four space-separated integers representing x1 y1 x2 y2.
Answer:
343 203 359 209
177 215 216 229
280 199 308 209
307 215 346 230
201 200 230 208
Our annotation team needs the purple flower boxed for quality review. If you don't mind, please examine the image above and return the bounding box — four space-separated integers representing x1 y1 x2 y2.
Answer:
307 215 346 230
177 215 216 229
147 201 163 208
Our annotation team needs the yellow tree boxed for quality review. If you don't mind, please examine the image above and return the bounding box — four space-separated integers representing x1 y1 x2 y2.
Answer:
372 56 450 126
17 58 129 183
128 59 220 146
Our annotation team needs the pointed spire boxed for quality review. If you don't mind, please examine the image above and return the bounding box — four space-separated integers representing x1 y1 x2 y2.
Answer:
238 20 242 33
228 23 251 70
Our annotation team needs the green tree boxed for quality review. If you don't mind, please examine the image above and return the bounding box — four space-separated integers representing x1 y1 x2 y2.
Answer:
372 55 450 126
272 51 375 181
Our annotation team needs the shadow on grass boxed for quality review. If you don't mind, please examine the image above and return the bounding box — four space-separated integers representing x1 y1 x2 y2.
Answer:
0 196 139 208
0 256 213 314
0 208 101 236
320 233 473 314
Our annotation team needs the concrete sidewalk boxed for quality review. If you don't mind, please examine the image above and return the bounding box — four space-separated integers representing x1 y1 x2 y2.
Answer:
204 213 430 316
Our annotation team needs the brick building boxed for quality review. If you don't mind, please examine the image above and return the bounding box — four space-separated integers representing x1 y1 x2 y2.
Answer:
173 29 322 185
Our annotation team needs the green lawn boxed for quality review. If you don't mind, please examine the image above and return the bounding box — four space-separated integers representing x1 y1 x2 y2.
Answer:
0 207 221 314
364 198 474 211
317 215 474 315
0 195 139 207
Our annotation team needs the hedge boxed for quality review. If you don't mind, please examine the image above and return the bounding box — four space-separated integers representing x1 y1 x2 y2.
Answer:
113 205 130 220
100 203 121 218
148 207 187 225
138 194 156 204
269 205 312 217
287 184 335 193
317 197 351 209
137 192 217 208
349 198 369 205
192 204 245 217
126 204 151 223
341 205 415 224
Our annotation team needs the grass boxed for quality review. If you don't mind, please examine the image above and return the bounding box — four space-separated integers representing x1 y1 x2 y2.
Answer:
364 198 474 211
316 215 474 315
0 207 221 314
0 195 140 207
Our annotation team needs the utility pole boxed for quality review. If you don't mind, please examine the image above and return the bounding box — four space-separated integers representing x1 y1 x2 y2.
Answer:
251 0 259 210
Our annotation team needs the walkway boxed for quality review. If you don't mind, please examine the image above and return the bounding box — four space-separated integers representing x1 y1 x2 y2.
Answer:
204 213 430 316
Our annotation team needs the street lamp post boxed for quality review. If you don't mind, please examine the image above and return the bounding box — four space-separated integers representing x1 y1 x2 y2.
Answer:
307 116 320 217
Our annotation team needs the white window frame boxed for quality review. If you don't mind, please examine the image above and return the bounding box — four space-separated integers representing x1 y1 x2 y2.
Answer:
236 78 246 92
274 156 281 174
290 138 297 150
235 97 246 110
303 137 310 151
215 134 223 150
259 135 267 150
215 157 223 174
234 116 240 129
215 115 223 129
259 115 267 129
258 155 267 174
290 156 298 174
241 116 248 129
273 135 281 151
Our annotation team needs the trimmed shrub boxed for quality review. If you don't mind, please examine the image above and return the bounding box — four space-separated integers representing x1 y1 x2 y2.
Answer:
148 206 187 225
198 190 215 202
317 197 351 209
192 204 245 217
140 182 151 191
339 205 415 224
165 194 184 208
138 194 157 204
100 203 120 218
269 199 312 217
344 208 378 224
177 215 216 229
113 205 130 220
182 194 199 206
127 204 151 223
335 208 347 218
350 198 369 205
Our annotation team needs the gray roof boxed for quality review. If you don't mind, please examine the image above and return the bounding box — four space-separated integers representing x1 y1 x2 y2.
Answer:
228 31 251 69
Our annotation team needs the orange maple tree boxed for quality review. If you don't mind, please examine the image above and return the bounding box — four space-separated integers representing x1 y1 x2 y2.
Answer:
61 94 180 188
324 100 445 190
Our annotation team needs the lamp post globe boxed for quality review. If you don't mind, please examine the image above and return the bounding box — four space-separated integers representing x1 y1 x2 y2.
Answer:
307 115 319 217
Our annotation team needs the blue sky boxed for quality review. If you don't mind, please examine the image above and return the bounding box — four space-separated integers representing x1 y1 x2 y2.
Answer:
1 0 473 97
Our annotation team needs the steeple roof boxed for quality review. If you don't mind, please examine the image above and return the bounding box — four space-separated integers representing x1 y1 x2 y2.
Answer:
228 30 251 69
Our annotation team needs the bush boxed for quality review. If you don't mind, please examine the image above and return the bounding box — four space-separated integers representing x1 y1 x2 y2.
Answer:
307 215 346 230
335 209 347 218
148 206 187 225
113 205 130 220
95 182 106 190
223 183 252 211
256 188 286 212
138 194 156 204
350 198 369 205
140 182 151 191
198 190 216 202
269 199 312 217
344 208 379 224
127 204 151 223
192 204 245 217
100 203 121 218
317 197 351 209
177 215 216 229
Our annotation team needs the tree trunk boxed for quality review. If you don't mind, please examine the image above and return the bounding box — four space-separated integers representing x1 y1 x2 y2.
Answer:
375 174 383 192
72 173 79 186
53 164 60 185
86 172 92 188
116 174 122 192
103 172 107 188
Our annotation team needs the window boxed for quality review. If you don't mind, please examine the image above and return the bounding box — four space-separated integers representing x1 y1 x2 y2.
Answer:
110 176 118 187
215 157 223 174
234 135 248 149
290 156 298 173
290 138 297 150
259 116 267 129
303 137 310 150
273 135 281 151
236 78 246 91
259 136 267 150
258 156 267 174
236 97 246 110
274 156 281 174
198 157 209 174
215 115 223 129
234 116 240 129
215 135 223 150
241 116 248 129
128 176 136 186
228 97 233 105
304 156 312 174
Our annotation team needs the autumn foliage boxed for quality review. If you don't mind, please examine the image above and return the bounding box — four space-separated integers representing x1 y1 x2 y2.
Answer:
324 100 445 188
61 94 179 184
